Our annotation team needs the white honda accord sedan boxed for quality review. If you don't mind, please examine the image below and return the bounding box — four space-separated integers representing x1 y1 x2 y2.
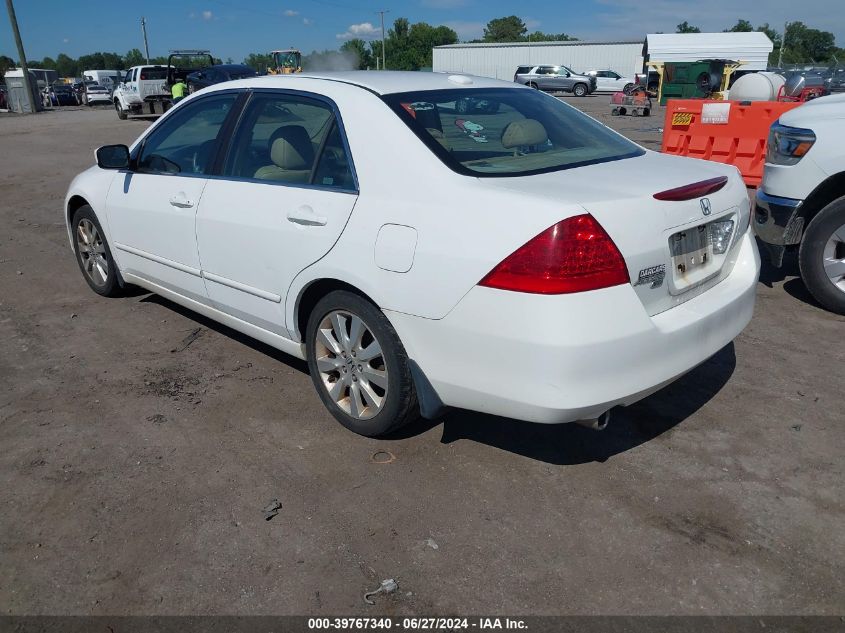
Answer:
64 71 760 436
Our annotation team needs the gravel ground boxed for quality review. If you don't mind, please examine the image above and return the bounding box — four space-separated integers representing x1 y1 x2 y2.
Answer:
0 96 842 616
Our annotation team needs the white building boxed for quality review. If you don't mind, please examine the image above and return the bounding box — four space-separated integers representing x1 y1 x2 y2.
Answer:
432 40 645 81
644 32 774 71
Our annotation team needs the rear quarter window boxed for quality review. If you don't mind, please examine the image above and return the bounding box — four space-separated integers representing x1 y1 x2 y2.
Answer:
515 66 531 75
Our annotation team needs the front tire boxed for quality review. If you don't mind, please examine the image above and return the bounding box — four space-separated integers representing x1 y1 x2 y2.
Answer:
71 205 123 297
114 100 127 120
573 83 588 97
799 196 845 314
305 290 419 437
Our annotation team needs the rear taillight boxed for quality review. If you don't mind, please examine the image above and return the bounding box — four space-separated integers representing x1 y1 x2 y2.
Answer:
653 176 728 201
479 214 629 294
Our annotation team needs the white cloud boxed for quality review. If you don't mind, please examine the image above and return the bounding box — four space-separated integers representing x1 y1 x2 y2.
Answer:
284 9 299 16
202 10 213 21
303 17 313 25
63 37 69 43
336 22 382 40
444 20 485 40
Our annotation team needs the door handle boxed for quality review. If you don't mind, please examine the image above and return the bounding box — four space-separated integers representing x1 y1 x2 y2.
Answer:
169 193 194 208
287 206 327 227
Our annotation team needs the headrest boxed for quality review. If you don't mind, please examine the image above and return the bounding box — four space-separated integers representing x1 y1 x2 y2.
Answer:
269 125 313 170
501 119 548 149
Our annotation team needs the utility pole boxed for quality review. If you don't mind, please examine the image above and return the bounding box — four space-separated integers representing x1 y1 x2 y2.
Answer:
777 21 788 69
376 9 389 70
141 16 150 64
5 0 35 113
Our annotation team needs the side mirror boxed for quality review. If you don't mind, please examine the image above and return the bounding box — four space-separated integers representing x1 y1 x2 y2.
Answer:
96 144 131 170
565 72 571 77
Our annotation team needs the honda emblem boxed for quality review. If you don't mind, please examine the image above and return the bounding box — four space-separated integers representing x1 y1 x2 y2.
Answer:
700 198 712 216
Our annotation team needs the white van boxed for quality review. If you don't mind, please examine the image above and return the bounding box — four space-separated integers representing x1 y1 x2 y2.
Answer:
83 69 122 90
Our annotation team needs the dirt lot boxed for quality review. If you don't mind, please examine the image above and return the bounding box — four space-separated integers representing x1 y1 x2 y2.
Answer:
0 97 843 616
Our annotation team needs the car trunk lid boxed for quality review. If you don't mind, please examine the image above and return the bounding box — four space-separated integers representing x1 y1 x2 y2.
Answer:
484 151 750 316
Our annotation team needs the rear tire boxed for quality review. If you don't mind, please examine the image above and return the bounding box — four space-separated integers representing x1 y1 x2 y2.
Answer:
798 196 845 314
573 83 588 97
527 82 539 90
305 291 419 437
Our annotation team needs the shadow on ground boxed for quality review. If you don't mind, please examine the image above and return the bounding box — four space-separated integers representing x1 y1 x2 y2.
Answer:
138 293 736 465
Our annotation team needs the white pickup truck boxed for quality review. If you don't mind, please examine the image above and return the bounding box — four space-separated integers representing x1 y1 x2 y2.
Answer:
112 65 170 118
754 93 845 314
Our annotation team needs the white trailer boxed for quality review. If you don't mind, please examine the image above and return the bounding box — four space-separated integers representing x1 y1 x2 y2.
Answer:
433 40 644 82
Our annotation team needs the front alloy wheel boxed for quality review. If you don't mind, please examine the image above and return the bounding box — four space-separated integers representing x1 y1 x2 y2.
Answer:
72 205 123 297
76 218 109 288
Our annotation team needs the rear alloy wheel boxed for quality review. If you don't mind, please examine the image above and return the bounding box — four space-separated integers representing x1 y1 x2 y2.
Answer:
72 205 123 297
527 82 539 90
306 291 419 437
573 83 588 97
799 197 845 314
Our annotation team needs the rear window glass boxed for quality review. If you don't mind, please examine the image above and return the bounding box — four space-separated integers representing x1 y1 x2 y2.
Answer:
382 88 643 177
515 66 531 75
139 68 167 80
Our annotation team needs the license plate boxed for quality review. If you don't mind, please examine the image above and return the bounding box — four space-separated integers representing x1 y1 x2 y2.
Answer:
671 112 693 126
670 224 711 276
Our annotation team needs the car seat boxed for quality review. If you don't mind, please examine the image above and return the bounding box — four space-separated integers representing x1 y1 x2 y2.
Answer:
253 125 314 183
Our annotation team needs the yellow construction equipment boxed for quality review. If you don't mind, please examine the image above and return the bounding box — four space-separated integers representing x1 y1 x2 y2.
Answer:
268 49 303 74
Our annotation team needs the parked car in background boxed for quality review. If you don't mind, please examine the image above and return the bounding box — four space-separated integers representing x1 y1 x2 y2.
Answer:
65 71 758 437
584 69 636 93
754 94 845 314
186 64 257 93
514 65 596 96
83 83 112 105
45 83 80 106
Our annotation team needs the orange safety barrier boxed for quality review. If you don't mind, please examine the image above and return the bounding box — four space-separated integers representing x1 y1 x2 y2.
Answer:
661 99 803 187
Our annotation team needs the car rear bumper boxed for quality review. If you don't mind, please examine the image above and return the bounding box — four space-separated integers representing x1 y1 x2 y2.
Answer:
753 189 804 266
387 231 759 424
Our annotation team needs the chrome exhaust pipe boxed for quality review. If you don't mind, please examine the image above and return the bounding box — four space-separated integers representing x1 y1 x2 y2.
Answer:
575 410 611 431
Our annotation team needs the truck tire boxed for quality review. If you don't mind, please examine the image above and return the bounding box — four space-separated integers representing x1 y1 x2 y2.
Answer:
114 99 127 120
573 83 588 97
798 196 845 315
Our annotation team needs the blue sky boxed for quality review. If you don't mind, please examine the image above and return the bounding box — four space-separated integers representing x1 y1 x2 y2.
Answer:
2 0 842 63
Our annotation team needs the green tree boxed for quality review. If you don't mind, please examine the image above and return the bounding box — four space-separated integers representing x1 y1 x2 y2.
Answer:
40 56 57 70
676 21 701 33
526 31 577 42
124 48 145 66
0 55 16 80
725 19 753 32
55 53 77 77
243 53 274 73
340 39 373 69
385 19 457 70
782 21 836 62
483 16 527 42
756 23 782 48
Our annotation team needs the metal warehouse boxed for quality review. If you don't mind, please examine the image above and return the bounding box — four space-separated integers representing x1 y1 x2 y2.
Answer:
644 32 774 71
432 40 645 81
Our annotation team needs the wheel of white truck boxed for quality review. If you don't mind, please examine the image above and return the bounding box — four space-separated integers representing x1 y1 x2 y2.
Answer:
799 196 845 315
114 99 127 120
